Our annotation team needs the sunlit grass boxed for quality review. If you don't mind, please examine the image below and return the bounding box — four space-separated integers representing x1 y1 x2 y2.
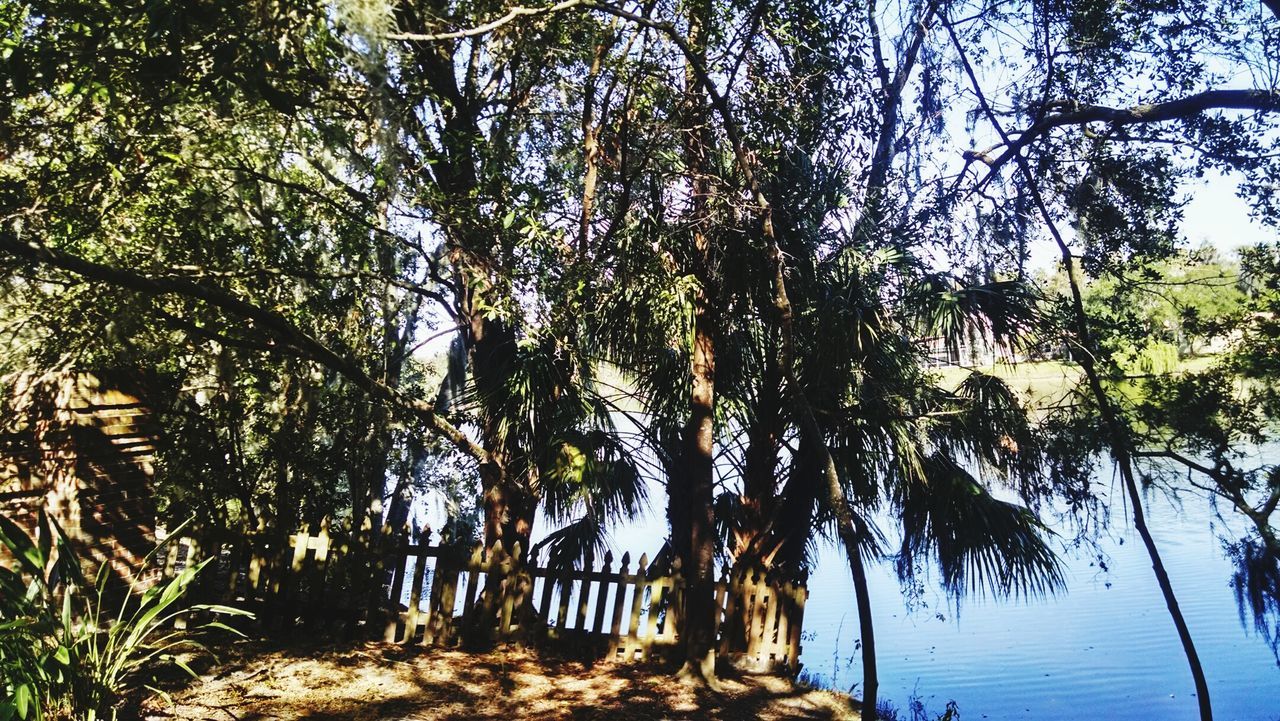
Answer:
933 355 1222 411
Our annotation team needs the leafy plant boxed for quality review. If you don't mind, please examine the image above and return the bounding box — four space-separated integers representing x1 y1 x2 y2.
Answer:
0 512 250 720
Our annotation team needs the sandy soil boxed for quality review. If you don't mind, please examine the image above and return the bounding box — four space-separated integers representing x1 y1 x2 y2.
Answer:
137 641 859 721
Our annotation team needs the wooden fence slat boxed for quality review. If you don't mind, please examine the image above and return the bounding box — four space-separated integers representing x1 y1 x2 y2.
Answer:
172 537 199 630
461 543 485 622
553 562 573 637
382 530 409 642
718 567 741 656
332 518 355 635
643 577 667 657
168 526 807 669
623 553 648 660
498 542 521 637
667 558 684 645
536 567 554 632
772 578 791 668
574 548 594 633
404 537 430 642
746 570 770 665
305 521 333 630
606 553 630 657
788 581 808 668
438 562 461 644
224 538 245 602
591 551 613 637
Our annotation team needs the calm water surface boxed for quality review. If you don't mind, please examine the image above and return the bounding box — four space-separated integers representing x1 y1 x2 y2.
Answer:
799 483 1280 721
591 462 1280 720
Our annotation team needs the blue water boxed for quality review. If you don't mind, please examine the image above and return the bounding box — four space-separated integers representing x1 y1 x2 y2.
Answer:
594 467 1280 720
416 451 1280 720
799 482 1280 721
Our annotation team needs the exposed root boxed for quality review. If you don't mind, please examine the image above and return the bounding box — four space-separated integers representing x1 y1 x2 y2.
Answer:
676 656 725 693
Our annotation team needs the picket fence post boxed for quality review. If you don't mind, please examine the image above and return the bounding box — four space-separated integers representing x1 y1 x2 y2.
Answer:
161 524 808 670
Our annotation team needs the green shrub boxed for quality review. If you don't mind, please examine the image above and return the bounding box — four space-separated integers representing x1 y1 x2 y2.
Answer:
0 513 250 720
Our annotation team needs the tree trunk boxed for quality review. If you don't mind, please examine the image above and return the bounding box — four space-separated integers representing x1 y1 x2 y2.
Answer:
677 310 719 683
735 354 784 566
1032 163 1214 721
848 522 879 720
943 28 1214 716
670 0 721 685
484 473 535 558
468 308 523 549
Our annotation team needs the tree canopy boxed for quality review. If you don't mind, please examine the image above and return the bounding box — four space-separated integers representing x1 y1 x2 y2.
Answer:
2 1 1279 718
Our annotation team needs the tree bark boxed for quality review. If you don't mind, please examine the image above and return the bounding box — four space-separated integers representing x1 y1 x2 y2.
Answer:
677 306 720 682
670 0 721 685
736 354 784 565
849 521 879 720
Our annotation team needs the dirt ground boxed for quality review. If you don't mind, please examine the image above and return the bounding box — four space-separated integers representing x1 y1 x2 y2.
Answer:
137 641 859 721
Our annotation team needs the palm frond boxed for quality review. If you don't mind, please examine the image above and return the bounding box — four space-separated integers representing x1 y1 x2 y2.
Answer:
530 516 607 573
915 276 1040 358
539 428 645 526
896 454 1064 600
943 371 1044 489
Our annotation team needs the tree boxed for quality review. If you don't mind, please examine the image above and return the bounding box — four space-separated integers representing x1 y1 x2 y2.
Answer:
3 2 1279 711
946 3 1280 719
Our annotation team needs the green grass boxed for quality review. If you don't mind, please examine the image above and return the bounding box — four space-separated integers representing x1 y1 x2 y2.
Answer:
933 355 1223 412
934 360 1082 410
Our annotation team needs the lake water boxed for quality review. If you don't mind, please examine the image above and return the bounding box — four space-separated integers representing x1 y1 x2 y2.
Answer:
576 464 1280 720
799 483 1280 721
413 448 1280 720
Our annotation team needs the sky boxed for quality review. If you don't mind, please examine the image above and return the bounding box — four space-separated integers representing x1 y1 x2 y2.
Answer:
1180 170 1277 251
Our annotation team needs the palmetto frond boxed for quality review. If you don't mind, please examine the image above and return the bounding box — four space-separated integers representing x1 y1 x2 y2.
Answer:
939 371 1044 491
530 515 608 572
914 276 1041 359
896 454 1064 600
539 428 645 526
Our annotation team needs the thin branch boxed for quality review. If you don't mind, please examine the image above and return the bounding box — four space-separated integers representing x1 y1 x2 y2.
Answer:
388 0 587 42
972 89 1280 178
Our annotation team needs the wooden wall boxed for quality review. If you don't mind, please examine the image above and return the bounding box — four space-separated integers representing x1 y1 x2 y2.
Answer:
0 372 157 584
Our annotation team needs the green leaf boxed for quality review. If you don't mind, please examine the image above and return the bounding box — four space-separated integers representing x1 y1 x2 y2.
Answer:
196 620 248 638
13 685 29 720
162 653 198 679
0 514 43 576
191 604 253 617
35 511 52 575
53 645 71 666
144 686 174 710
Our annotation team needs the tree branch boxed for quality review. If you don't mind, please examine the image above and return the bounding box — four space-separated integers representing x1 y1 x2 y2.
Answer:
388 0 587 42
0 233 489 464
973 89 1280 177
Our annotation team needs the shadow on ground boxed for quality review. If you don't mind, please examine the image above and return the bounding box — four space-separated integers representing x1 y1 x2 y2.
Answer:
137 640 858 721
